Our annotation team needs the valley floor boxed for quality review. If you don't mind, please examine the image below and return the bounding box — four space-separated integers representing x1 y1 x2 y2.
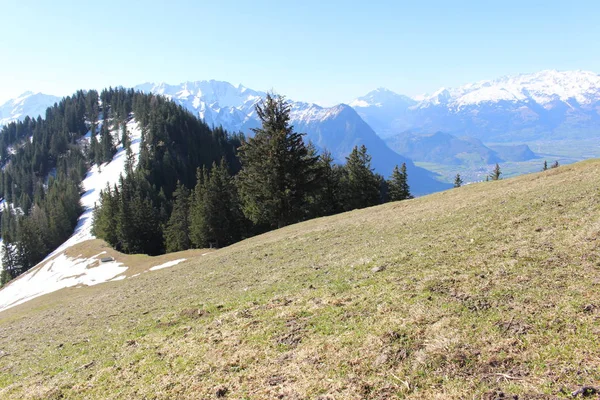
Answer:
1 161 600 398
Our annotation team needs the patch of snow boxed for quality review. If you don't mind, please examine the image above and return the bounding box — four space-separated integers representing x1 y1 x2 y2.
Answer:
149 258 187 271
0 252 127 312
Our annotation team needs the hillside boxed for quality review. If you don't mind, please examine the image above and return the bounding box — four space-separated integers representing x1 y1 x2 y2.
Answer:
1 160 599 398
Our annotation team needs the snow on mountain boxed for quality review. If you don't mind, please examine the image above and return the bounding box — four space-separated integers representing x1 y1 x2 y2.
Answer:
351 70 600 142
418 70 600 109
349 87 416 109
0 119 143 312
135 80 264 133
0 92 61 126
135 81 448 194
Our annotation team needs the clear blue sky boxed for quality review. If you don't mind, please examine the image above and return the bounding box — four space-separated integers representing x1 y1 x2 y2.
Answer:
1 0 599 105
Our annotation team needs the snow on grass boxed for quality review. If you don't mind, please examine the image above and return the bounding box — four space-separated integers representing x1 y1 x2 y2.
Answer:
149 259 187 271
0 118 143 312
0 253 127 312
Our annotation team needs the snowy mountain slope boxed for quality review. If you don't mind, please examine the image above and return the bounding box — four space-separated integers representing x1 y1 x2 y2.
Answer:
418 70 600 109
351 70 600 142
0 119 145 311
0 92 61 126
135 81 449 194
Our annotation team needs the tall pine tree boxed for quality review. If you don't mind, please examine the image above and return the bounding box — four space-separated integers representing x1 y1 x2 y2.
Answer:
340 145 381 210
237 93 319 228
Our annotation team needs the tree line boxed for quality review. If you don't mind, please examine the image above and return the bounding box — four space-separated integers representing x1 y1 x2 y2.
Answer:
0 90 414 285
92 94 413 255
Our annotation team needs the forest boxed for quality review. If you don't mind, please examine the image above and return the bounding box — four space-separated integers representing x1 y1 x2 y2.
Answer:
0 89 412 284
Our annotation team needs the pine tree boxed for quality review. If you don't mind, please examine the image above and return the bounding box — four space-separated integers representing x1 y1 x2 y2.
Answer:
543 160 548 171
340 145 381 210
388 163 411 201
164 182 191 252
311 150 341 216
237 93 319 228
203 159 244 247
92 184 119 247
490 163 502 181
100 119 115 163
454 173 463 188
189 168 208 248
90 134 100 165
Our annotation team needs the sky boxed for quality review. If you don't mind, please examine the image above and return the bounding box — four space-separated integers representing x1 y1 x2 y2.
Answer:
1 0 600 106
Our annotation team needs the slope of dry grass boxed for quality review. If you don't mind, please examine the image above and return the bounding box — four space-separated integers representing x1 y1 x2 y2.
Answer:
1 160 600 399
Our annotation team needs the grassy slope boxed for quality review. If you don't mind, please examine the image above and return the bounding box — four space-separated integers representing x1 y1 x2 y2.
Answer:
1 161 600 399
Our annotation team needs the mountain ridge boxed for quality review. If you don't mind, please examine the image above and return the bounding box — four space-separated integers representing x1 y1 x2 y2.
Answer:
352 70 600 142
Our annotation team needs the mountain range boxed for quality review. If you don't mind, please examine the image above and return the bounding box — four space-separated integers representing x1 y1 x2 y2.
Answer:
0 91 60 126
3 69 600 190
351 70 600 142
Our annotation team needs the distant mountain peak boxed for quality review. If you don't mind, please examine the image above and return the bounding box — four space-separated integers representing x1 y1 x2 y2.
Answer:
350 88 416 109
418 69 600 109
0 92 61 126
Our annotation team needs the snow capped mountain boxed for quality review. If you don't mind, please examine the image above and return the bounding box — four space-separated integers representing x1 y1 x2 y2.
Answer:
418 70 600 109
349 87 416 109
136 80 449 194
135 80 264 133
352 70 600 142
0 92 61 126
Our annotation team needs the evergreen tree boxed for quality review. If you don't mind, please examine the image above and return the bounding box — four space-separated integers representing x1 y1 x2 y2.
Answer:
551 160 559 169
490 163 502 181
340 145 381 210
100 119 115 163
310 150 342 216
454 173 463 188
543 160 548 171
237 93 319 228
164 182 191 252
203 159 244 247
189 167 208 248
388 163 411 201
92 184 120 247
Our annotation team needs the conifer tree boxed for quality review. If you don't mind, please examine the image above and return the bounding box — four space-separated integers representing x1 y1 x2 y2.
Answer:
551 160 559 169
237 93 319 228
454 173 463 188
189 168 208 248
164 182 191 252
388 163 411 201
311 150 342 217
490 163 502 181
543 160 548 171
340 145 381 210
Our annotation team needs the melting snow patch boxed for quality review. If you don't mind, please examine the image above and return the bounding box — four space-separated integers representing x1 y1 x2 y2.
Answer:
0 253 128 312
149 259 187 271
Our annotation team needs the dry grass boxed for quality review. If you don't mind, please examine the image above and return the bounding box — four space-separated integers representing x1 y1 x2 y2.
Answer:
1 160 600 399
